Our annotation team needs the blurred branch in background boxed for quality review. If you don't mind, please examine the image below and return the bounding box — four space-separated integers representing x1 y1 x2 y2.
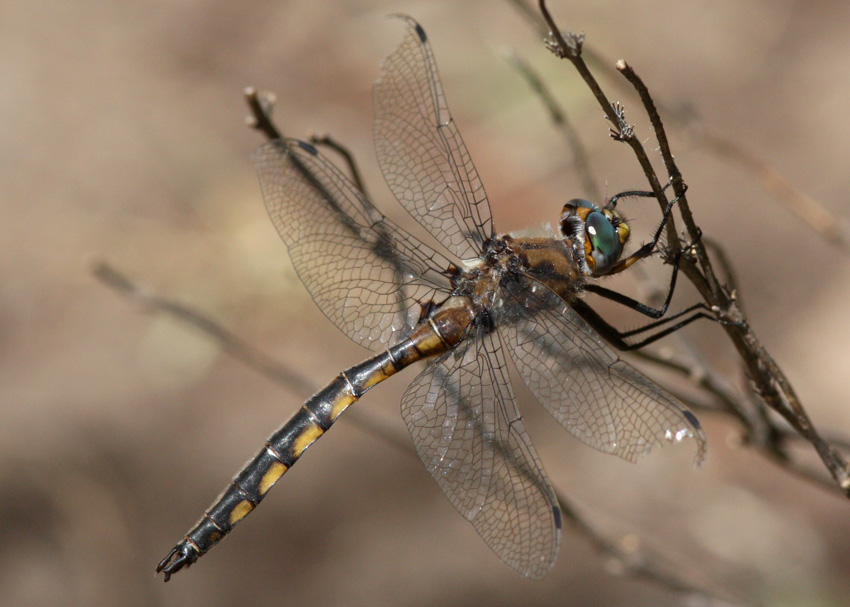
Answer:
503 50 601 203
92 261 408 455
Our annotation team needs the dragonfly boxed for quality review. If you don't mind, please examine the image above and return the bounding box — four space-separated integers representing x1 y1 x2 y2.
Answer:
157 15 707 581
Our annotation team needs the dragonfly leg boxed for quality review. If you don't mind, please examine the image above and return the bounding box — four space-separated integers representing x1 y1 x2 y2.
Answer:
584 226 699 320
570 297 717 351
605 179 672 209
604 185 687 276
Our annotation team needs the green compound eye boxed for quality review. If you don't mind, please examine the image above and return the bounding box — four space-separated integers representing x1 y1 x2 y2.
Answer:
586 211 621 274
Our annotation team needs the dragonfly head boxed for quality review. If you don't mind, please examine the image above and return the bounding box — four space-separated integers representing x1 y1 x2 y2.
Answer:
560 199 630 276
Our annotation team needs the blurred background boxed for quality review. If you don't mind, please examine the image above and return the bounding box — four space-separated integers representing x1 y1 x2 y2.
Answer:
2 1 849 605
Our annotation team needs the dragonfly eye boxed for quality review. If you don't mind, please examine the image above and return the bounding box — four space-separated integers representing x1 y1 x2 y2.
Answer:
586 211 622 275
560 198 597 240
560 199 630 275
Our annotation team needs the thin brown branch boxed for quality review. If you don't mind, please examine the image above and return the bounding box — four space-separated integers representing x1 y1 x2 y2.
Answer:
688 124 849 250
539 2 675 259
513 0 847 252
308 133 370 196
620 41 850 498
554 487 744 606
244 86 283 141
615 60 717 298
621 51 850 496
504 49 601 201
92 260 411 454
617 61 850 497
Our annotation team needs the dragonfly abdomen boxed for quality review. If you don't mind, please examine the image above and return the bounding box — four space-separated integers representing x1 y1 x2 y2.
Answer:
157 303 475 580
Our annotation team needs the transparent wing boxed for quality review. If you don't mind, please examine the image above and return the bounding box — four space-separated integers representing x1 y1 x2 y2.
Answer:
374 16 493 260
253 139 453 351
401 328 561 579
496 276 706 465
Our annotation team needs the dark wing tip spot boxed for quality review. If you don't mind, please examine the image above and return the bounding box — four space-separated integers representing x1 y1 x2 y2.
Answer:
552 505 562 529
297 140 318 155
414 22 427 42
683 410 701 429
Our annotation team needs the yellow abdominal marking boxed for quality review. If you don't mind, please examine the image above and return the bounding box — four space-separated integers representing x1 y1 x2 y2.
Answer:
229 500 254 525
292 423 324 457
330 392 356 421
360 364 394 391
258 461 287 495
416 332 445 353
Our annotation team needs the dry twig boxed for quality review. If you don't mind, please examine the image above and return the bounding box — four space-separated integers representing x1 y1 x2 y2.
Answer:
536 0 850 495
507 0 850 250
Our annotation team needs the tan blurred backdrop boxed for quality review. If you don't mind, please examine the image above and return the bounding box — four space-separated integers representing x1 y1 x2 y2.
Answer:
2 1 849 606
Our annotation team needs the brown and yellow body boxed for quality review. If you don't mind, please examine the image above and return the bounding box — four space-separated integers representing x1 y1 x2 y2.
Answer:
156 227 584 579
157 292 481 579
502 233 586 301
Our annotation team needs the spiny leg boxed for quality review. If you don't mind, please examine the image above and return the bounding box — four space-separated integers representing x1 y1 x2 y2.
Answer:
579 221 737 349
586 221 707 316
570 297 717 351
605 179 673 209
604 186 686 276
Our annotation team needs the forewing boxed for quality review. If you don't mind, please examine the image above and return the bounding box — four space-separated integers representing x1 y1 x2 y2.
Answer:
401 328 561 579
253 139 452 350
374 16 493 260
496 276 706 464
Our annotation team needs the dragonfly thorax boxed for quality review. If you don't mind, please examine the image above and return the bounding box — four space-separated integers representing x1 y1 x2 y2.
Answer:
457 232 589 304
560 198 630 276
